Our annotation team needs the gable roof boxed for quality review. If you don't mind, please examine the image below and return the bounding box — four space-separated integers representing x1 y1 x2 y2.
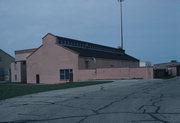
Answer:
42 33 56 39
15 48 37 54
56 35 125 54
54 34 139 62
0 49 14 59
25 33 139 62
64 46 139 61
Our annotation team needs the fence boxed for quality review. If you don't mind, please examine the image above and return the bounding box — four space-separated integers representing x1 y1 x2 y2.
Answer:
76 67 153 81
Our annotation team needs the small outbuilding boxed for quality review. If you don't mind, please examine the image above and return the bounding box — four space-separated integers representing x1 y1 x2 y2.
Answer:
154 60 180 78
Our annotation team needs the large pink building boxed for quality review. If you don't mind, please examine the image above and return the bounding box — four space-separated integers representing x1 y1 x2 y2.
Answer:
11 33 153 84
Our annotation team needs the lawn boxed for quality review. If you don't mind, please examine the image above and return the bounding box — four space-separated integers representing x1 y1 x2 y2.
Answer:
0 81 112 100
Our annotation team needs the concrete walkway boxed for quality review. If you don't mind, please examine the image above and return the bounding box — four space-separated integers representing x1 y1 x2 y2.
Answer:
0 78 180 123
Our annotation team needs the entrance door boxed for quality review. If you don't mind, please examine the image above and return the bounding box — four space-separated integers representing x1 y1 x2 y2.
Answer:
69 71 73 82
36 74 40 84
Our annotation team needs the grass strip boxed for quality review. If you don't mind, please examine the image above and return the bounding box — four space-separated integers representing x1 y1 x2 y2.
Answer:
0 81 112 100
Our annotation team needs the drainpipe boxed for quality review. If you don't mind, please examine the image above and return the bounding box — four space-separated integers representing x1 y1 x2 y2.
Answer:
92 57 97 74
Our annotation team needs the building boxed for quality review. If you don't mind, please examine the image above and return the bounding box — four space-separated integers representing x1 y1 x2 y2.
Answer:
11 33 153 84
0 49 14 82
11 48 36 83
154 60 180 78
139 61 151 67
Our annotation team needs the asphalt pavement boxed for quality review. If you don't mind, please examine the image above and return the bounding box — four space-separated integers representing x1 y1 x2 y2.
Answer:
0 77 180 123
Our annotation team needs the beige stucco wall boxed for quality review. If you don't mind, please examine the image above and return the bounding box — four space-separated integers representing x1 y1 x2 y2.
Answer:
76 67 153 81
78 57 139 69
15 53 32 61
11 51 33 83
25 34 151 84
27 34 79 84
11 62 21 82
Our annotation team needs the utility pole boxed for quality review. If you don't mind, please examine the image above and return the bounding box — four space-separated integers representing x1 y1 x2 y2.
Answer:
118 0 124 49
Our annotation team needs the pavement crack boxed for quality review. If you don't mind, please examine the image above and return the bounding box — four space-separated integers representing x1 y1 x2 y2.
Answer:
18 113 41 117
76 116 88 123
2 111 179 123
131 119 156 122
96 100 119 111
59 104 92 112
148 113 170 123
155 106 160 113
96 92 138 112
136 93 169 122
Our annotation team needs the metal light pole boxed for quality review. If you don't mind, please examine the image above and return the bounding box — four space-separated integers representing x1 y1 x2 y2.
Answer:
118 0 124 49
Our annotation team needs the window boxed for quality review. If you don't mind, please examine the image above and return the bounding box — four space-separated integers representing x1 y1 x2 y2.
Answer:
14 62 17 70
69 41 72 45
22 61 26 65
82 43 85 48
64 40 67 45
85 61 89 69
110 65 114 67
15 75 17 81
60 69 73 80
0 68 5 81
74 42 77 46
66 40 70 45
0 68 4 75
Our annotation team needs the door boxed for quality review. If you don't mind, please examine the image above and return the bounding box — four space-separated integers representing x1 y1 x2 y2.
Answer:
69 70 73 82
36 74 40 84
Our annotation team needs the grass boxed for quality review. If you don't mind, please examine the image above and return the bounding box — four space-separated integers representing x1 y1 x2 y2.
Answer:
0 81 112 100
162 76 175 79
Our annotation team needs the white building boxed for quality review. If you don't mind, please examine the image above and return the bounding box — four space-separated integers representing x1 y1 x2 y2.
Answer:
139 61 151 67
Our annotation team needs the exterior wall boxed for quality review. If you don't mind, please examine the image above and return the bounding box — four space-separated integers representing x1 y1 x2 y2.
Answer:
11 49 35 83
27 34 79 84
76 67 153 81
0 50 14 82
169 67 177 77
78 57 139 69
15 53 32 61
154 61 180 69
153 69 167 78
11 62 21 82
140 61 151 67
153 66 179 78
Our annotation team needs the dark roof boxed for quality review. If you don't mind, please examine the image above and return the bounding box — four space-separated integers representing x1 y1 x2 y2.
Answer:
154 61 180 69
15 48 37 54
0 49 14 59
43 33 139 61
65 46 139 61
56 35 125 54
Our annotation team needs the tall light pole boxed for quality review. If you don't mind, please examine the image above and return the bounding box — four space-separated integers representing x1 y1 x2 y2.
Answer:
118 0 125 49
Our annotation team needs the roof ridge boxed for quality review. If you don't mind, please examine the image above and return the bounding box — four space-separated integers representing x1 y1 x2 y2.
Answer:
0 49 14 59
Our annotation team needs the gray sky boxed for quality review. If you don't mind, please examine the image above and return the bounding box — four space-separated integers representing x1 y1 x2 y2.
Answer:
0 0 179 64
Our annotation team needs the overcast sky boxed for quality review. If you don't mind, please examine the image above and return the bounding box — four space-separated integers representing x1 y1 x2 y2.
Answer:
0 0 179 64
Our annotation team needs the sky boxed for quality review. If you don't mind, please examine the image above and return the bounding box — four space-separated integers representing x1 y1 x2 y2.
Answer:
0 0 179 64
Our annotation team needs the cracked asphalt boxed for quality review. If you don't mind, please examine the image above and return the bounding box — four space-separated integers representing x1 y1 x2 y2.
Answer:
0 77 180 123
